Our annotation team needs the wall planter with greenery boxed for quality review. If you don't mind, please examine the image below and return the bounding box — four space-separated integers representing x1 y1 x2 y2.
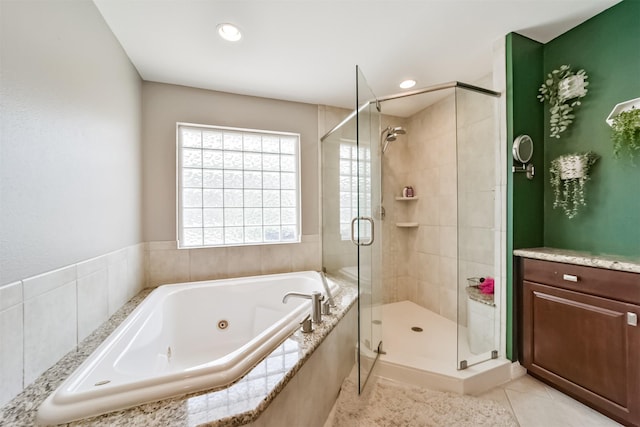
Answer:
550 152 599 219
610 107 640 160
538 65 589 139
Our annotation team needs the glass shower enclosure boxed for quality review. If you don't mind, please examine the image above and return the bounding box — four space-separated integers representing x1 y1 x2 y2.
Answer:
323 72 503 394
375 82 502 373
321 67 383 393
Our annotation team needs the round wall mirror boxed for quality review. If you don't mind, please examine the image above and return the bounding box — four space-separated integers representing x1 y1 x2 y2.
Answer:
513 135 533 164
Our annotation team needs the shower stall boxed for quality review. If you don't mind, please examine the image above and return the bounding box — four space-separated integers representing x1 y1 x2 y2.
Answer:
321 67 508 394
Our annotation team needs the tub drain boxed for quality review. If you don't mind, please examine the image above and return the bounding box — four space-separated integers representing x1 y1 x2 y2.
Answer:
411 326 423 332
217 320 229 330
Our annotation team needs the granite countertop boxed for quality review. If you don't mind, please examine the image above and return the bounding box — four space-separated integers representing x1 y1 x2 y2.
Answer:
0 276 357 427
513 247 640 274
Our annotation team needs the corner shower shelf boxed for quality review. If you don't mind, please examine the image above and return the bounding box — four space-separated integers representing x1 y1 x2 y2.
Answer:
396 222 419 228
395 196 419 201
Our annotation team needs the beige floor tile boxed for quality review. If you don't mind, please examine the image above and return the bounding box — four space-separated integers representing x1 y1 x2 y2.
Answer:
496 375 622 427
505 388 577 427
543 385 622 426
502 374 553 398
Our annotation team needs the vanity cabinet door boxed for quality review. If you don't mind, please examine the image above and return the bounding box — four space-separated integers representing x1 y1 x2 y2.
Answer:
522 281 640 426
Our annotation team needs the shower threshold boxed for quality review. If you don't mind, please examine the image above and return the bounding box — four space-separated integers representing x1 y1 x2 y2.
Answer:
367 301 511 395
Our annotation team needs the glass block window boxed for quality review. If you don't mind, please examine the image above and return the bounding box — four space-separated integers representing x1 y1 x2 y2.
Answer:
177 123 301 248
339 143 371 241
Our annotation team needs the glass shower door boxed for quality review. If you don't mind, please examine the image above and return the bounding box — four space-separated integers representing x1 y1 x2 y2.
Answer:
320 66 382 394
355 66 383 392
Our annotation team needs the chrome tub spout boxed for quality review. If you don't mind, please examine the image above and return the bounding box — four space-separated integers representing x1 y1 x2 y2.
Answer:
282 291 323 323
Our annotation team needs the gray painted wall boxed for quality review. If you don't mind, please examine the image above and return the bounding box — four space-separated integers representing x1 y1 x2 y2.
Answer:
141 82 320 241
0 0 143 285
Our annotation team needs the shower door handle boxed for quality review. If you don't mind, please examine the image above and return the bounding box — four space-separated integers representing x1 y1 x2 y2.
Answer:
350 217 359 246
350 216 375 246
361 216 375 246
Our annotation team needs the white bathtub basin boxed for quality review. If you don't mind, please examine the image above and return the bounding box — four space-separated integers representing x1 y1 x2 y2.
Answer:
37 271 336 425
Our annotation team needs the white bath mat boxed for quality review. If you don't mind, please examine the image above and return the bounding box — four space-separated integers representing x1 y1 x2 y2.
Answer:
330 375 517 427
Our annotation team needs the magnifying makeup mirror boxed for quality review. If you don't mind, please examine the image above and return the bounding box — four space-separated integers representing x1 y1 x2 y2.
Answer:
512 135 535 180
513 135 533 163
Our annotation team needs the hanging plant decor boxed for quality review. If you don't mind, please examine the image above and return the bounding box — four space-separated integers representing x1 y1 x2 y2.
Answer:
538 65 589 139
611 107 640 160
550 152 599 219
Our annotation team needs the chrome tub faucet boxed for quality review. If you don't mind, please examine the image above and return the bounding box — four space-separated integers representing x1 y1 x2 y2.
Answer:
282 291 323 323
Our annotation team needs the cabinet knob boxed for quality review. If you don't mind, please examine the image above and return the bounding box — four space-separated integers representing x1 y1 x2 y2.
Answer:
562 274 578 282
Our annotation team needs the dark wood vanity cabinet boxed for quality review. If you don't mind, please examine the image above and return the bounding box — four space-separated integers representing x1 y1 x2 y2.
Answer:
521 258 640 426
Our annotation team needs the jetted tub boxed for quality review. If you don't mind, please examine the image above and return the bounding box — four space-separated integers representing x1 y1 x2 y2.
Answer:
37 271 337 425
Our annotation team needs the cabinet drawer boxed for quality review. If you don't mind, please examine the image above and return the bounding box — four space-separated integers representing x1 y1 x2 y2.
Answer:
522 258 640 304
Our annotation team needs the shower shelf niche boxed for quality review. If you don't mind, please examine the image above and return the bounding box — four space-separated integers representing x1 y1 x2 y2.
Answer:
395 196 419 227
395 222 419 228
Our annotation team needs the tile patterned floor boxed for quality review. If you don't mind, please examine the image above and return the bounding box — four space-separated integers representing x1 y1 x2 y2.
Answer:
479 375 623 427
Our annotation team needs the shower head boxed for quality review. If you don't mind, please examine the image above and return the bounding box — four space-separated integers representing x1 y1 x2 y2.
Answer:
381 126 407 153
382 133 396 153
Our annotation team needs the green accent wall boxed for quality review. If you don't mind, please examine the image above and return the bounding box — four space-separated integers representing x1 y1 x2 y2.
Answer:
543 0 640 256
505 0 640 362
505 33 544 360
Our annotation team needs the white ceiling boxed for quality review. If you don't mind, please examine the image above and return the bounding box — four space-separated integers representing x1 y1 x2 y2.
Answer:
94 0 620 117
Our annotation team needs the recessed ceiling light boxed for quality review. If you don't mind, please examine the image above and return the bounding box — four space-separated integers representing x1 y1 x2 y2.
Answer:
399 79 416 89
217 23 242 42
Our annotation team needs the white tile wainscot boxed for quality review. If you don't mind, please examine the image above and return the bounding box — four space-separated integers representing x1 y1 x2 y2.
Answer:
0 243 145 407
0 285 23 406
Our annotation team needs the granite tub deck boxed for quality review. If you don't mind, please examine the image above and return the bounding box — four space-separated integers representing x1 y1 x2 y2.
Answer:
513 247 640 273
0 276 357 427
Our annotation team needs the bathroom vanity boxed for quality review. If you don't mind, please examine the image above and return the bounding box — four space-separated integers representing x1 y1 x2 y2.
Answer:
515 248 640 427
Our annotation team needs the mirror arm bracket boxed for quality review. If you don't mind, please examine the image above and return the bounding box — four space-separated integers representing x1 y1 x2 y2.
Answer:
512 163 535 180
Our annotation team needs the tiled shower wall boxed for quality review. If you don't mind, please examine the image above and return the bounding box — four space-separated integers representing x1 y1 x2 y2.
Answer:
381 95 459 319
380 115 411 302
0 243 145 407
408 95 460 321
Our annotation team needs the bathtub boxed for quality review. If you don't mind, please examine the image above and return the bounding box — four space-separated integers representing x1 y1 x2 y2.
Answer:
37 271 337 425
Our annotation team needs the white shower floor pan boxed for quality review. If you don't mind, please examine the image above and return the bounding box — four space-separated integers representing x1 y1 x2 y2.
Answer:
370 300 511 395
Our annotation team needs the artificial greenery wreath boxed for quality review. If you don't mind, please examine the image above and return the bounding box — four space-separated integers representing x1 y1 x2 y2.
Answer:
550 152 599 219
611 107 640 160
538 65 589 139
